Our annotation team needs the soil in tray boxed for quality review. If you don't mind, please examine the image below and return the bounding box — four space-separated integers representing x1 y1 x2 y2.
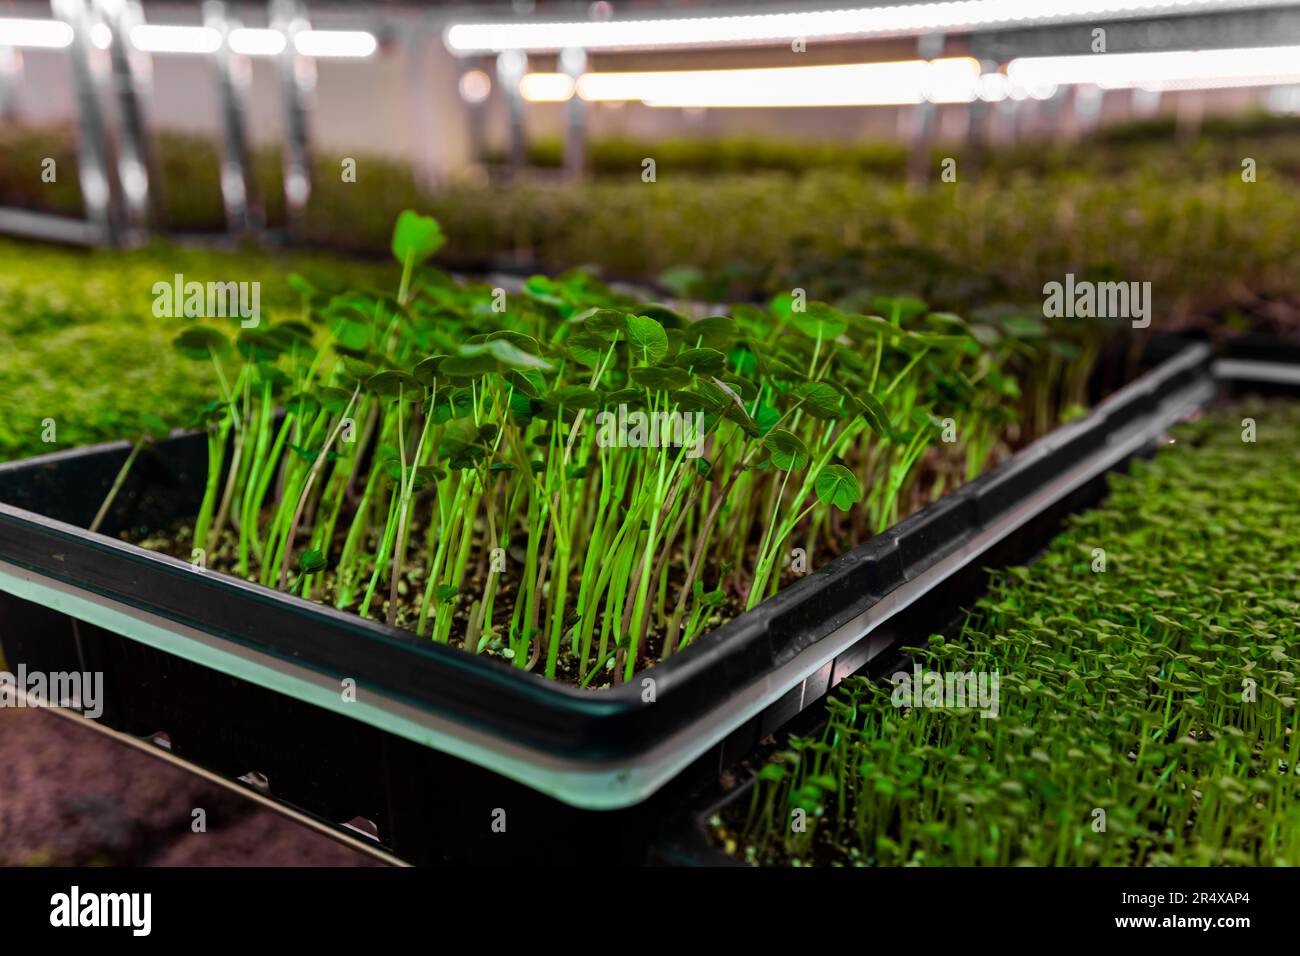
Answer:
713 399 1300 866
131 445 963 690
137 516 727 687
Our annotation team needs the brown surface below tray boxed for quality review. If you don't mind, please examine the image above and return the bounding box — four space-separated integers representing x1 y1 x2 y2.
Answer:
0 708 381 867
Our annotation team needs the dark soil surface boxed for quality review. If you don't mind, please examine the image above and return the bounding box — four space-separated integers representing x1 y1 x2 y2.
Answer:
0 708 381 867
136 518 744 690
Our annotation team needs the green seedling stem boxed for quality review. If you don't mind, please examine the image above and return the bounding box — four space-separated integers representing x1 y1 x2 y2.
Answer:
160 210 1093 690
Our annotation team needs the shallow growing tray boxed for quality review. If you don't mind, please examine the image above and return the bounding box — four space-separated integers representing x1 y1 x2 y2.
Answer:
658 338 1300 866
0 339 1225 864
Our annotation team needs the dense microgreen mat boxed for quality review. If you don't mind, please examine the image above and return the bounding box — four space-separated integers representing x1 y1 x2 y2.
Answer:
495 114 1300 180
0 239 393 462
134 212 1106 687
5 120 1300 327
717 401 1300 865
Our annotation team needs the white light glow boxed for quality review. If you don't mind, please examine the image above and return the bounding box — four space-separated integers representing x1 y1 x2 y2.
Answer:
229 27 286 56
459 68 492 103
926 57 982 103
0 17 74 48
977 72 1009 102
293 29 377 58
0 17 363 59
1009 46 1300 93
445 0 1293 53
566 58 979 108
130 24 222 54
520 71 576 102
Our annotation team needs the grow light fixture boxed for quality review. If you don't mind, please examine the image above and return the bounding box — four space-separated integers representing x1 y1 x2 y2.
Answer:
130 25 376 58
1008 45 1300 93
444 0 1296 53
523 57 981 107
0 16 374 58
129 24 222 54
519 71 576 102
0 17 74 48
292 29 377 58
227 27 287 56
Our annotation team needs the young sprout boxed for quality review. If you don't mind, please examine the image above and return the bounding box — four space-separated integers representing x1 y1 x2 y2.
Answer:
88 413 171 534
148 210 1097 692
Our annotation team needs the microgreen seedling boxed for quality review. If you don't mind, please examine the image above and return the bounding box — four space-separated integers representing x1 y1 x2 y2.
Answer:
155 211 1090 689
724 402 1300 866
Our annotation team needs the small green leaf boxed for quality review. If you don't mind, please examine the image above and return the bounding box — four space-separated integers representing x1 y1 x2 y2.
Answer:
297 548 327 574
330 318 372 352
630 366 691 391
286 273 318 299
172 327 230 360
719 374 758 401
673 347 727 375
458 339 553 372
763 428 810 471
391 210 445 266
550 385 601 409
815 464 862 512
413 355 447 387
625 314 669 364
568 307 627 338
794 381 845 420
791 302 847 340
437 418 480 461
188 399 232 428
317 386 355 414
439 353 499 378
684 315 738 350
340 356 376 381
237 329 284 362
724 403 760 438
366 370 421 399
850 391 891 436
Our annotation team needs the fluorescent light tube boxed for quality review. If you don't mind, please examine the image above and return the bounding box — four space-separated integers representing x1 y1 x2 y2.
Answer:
445 1 1295 53
0 17 74 48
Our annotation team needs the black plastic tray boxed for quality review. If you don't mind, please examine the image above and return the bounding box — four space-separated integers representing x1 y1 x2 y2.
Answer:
657 342 1300 866
0 340 1215 863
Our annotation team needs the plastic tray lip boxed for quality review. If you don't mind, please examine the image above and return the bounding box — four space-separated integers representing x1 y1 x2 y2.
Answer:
0 558 652 809
0 339 1223 808
0 499 624 712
